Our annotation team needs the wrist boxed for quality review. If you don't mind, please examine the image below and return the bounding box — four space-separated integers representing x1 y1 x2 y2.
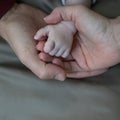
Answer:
0 0 16 37
112 17 120 49
110 16 120 61
0 4 18 39
0 0 16 19
60 21 76 34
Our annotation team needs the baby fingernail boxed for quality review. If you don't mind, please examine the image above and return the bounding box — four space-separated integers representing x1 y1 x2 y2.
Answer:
34 35 38 40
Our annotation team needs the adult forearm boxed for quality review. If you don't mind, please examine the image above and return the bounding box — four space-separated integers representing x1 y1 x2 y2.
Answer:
0 0 16 37
0 0 16 19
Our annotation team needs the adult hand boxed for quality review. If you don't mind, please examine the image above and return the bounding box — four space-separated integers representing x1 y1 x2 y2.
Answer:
41 5 120 78
0 4 66 81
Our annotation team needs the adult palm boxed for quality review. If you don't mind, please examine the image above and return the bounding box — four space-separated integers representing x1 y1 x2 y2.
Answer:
42 5 120 78
0 4 66 80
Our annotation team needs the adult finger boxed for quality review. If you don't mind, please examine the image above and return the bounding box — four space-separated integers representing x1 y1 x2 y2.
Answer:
63 61 107 78
44 5 87 24
67 68 107 78
20 52 66 81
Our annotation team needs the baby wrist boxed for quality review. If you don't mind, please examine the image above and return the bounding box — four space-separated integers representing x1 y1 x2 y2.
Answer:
61 21 76 34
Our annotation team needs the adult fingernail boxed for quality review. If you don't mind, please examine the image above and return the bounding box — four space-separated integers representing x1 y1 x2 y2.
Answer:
55 75 65 81
44 15 52 22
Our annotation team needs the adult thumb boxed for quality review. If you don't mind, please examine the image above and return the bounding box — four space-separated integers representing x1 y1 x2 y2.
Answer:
44 5 83 24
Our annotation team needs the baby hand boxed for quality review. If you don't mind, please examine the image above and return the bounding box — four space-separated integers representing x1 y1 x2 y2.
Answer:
34 21 75 58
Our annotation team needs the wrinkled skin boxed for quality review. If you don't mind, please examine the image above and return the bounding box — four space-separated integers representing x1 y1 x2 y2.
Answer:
0 4 66 81
38 5 120 78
